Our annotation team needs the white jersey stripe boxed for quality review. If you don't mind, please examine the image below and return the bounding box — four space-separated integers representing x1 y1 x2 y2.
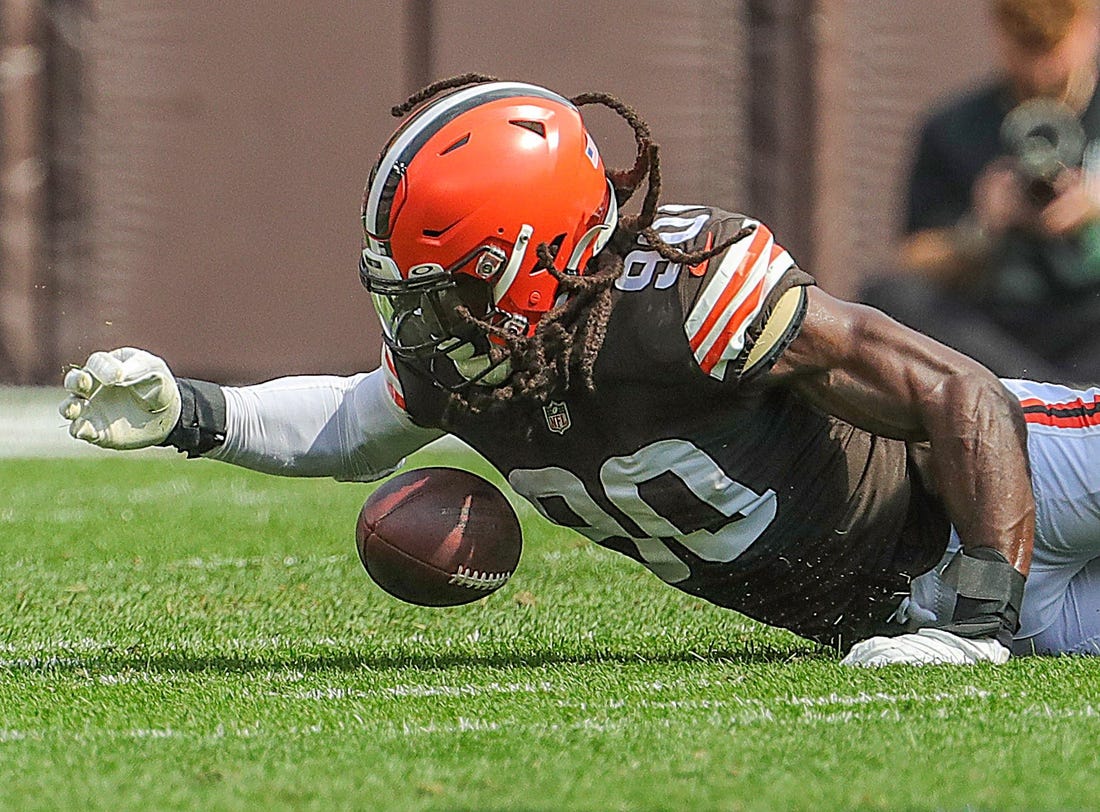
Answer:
692 247 773 375
700 253 794 379
685 222 770 348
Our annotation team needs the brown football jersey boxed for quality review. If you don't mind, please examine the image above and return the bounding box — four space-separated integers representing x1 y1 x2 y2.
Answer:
390 206 951 647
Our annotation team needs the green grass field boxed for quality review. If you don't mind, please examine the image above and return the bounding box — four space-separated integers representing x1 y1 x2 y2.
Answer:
2 445 1100 811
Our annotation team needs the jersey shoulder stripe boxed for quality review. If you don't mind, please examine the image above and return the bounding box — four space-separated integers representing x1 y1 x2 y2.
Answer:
684 219 795 380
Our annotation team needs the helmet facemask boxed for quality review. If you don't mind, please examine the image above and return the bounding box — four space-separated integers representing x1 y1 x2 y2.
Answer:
360 248 516 389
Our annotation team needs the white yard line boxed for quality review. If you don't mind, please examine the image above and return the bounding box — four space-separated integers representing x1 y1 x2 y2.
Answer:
0 386 166 459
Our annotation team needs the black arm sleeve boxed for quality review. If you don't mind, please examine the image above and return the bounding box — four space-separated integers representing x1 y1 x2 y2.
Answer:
160 378 227 458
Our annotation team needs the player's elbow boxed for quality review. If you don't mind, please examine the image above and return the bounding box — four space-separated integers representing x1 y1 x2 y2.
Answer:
930 364 1026 443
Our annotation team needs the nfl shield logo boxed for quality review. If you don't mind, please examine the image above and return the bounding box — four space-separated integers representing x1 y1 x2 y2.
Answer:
543 401 571 435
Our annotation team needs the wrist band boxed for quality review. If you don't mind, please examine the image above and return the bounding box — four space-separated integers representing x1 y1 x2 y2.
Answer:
160 378 227 458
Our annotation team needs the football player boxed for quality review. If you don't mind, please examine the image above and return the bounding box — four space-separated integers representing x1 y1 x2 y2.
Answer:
60 76 1100 665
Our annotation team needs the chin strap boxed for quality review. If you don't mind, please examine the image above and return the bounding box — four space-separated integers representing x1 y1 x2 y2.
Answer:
938 546 1026 649
160 378 227 458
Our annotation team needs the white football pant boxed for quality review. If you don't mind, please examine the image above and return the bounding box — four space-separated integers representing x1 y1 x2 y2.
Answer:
908 379 1100 655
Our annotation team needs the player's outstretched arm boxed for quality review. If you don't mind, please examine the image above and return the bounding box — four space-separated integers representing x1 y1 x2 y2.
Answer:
770 287 1033 665
61 348 443 482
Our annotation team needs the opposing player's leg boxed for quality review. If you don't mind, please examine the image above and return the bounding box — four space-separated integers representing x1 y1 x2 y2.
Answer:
903 379 1100 655
997 379 1100 653
1015 556 1100 655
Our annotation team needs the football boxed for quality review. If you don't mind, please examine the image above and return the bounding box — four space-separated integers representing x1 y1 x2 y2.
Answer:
355 466 522 606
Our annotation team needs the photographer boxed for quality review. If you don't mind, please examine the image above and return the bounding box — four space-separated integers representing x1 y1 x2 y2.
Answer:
864 0 1100 383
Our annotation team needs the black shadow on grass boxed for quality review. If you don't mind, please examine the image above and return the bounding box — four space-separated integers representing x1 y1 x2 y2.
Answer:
1 642 832 676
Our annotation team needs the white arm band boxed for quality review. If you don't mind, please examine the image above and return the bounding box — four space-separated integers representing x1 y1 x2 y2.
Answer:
206 368 442 481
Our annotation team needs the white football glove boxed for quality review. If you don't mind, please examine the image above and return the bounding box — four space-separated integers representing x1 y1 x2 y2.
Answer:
840 628 1011 667
59 348 181 450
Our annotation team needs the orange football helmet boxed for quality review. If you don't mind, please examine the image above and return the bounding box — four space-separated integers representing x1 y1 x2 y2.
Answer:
360 81 617 384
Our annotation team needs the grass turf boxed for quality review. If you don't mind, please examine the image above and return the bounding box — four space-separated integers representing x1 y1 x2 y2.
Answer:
1 447 1099 811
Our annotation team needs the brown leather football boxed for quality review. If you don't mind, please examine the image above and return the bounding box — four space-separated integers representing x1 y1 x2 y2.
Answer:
356 467 522 606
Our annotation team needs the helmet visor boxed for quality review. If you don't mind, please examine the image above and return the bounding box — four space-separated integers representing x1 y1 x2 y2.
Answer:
369 272 494 359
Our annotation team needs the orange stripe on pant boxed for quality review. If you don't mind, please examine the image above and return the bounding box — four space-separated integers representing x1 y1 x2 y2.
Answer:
1020 395 1100 429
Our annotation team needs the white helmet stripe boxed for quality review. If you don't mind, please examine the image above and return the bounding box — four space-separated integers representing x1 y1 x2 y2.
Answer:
364 82 574 239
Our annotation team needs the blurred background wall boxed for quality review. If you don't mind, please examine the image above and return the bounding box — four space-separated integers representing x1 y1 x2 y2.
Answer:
0 0 994 384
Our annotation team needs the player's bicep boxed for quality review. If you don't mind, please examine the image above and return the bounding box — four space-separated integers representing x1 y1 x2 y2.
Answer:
768 286 992 440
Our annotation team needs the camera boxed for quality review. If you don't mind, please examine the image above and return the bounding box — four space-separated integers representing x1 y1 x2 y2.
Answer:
1000 98 1086 205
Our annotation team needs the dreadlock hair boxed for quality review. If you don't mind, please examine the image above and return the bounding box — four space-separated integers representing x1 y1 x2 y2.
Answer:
387 76 752 421
390 72 501 117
